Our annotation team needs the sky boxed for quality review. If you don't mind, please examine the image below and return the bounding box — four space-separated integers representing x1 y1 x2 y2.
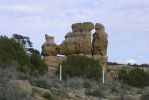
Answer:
0 0 149 64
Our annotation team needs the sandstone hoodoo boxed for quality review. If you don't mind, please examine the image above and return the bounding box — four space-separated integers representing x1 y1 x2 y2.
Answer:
42 34 59 74
42 22 108 75
42 34 58 56
59 22 94 55
92 23 108 72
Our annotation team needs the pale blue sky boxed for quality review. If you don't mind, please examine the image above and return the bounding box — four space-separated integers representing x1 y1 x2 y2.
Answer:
0 0 149 64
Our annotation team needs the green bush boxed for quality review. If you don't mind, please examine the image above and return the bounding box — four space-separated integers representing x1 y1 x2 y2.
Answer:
119 68 149 88
0 35 48 75
29 51 48 75
42 92 54 100
83 80 91 89
0 36 31 71
57 55 102 80
0 67 31 100
35 80 49 89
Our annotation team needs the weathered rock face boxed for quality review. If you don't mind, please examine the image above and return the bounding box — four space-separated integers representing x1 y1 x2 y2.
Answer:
43 56 59 75
42 22 108 75
42 34 59 75
92 23 108 55
59 22 94 55
72 22 94 32
42 34 58 56
92 23 108 72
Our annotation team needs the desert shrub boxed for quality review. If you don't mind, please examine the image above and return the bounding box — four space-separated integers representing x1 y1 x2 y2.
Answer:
119 68 149 88
83 80 91 89
57 55 102 80
65 77 85 88
0 67 31 100
34 79 49 89
86 85 105 98
142 93 149 100
29 51 48 76
42 92 54 100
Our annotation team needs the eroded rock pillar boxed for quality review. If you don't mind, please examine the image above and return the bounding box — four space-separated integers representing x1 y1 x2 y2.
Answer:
42 34 59 75
92 23 108 73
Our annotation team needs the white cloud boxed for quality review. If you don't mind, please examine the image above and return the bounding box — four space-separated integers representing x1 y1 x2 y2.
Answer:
126 59 137 64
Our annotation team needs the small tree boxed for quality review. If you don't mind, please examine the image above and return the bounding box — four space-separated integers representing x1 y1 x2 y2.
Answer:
12 34 32 49
0 35 48 75
0 36 31 70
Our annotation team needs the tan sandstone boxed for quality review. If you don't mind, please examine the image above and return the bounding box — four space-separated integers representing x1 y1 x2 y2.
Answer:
42 22 108 75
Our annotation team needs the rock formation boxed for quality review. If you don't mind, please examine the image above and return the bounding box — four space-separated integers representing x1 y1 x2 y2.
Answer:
92 23 108 72
42 22 108 75
42 34 58 56
59 22 94 55
42 34 59 75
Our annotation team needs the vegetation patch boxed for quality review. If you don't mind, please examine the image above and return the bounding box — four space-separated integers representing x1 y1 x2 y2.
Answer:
119 68 149 88
57 55 102 80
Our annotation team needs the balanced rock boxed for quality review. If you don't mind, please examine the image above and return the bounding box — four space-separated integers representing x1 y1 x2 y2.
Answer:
95 23 105 31
72 22 94 32
42 34 59 75
42 34 58 56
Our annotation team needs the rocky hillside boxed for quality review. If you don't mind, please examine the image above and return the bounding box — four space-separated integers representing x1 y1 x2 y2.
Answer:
20 77 149 100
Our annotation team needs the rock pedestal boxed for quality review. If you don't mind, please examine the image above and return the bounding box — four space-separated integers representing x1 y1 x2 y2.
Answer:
42 34 58 56
42 22 108 75
92 23 108 72
42 34 59 75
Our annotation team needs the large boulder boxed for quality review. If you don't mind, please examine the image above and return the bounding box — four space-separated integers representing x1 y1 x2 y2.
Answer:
59 22 93 55
71 22 94 32
92 23 108 56
95 23 105 31
82 22 94 32
10 80 32 97
42 34 58 56
72 23 83 32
